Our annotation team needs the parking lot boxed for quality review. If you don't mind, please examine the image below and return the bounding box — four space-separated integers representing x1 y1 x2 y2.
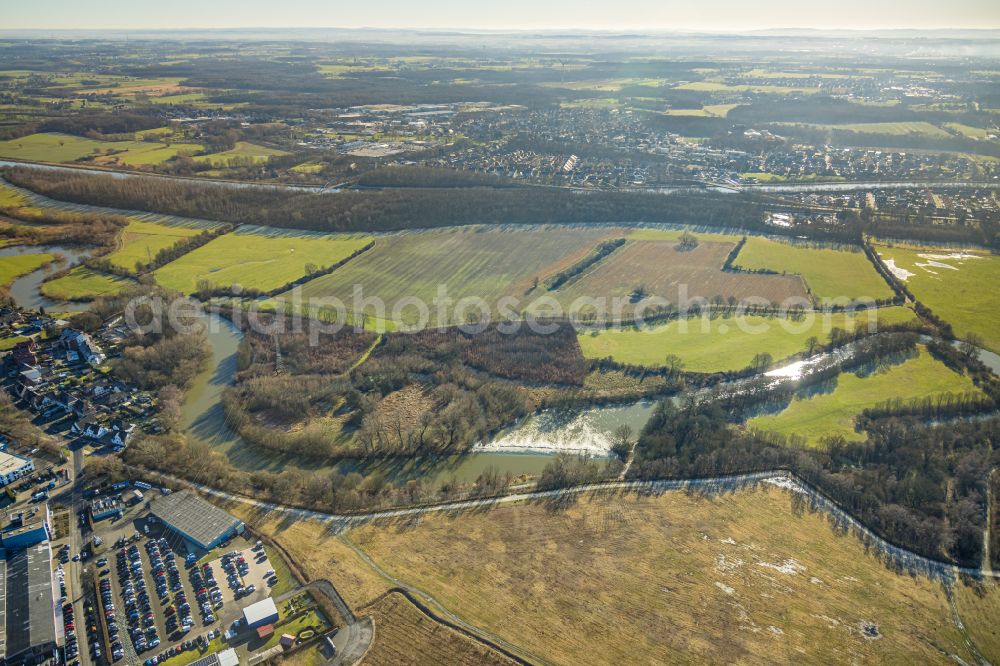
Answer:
93 527 281 664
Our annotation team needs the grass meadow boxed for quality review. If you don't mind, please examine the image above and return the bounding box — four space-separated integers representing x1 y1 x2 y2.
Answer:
106 219 206 270
875 243 1000 352
578 305 918 372
153 226 373 294
748 348 981 445
225 486 1000 665
40 266 135 301
0 253 53 286
0 132 203 165
733 237 895 303
192 141 289 166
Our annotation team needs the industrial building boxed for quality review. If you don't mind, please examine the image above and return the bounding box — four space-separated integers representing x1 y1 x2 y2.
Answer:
0 520 50 550
0 453 34 488
242 597 279 630
0 541 59 665
149 491 244 551
90 496 124 521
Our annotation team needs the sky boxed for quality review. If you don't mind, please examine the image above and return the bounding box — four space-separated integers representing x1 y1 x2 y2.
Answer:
4 0 1000 31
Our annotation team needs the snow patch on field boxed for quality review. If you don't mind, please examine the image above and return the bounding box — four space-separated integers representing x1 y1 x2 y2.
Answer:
918 252 981 262
912 251 982 275
715 581 735 595
757 558 805 575
881 257 914 281
764 476 805 494
917 260 956 271
716 553 745 573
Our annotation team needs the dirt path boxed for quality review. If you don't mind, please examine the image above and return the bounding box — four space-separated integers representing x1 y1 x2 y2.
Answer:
985 469 995 576
618 438 639 480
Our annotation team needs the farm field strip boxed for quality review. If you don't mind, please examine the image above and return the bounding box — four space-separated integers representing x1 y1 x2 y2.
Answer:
732 236 895 302
153 225 373 294
875 243 1000 353
784 121 954 138
747 347 982 445
579 305 918 372
551 237 808 314
290 226 615 326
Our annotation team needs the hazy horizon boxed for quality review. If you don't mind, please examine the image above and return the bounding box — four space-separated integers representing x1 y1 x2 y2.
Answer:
6 0 1000 32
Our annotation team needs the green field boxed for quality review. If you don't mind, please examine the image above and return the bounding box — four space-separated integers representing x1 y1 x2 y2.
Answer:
662 103 741 117
193 141 289 166
153 226 373 294
748 348 981 445
743 68 853 79
875 244 1000 352
781 121 952 138
0 253 53 286
0 132 203 165
148 92 208 105
732 237 894 303
945 122 993 139
106 219 206 270
579 306 918 372
676 81 820 94
291 227 613 326
40 266 134 301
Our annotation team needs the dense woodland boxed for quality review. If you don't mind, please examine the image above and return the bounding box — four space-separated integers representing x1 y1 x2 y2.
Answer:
222 315 632 460
5 167 994 248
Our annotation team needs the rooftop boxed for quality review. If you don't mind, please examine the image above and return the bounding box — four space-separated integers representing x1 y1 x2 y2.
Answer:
0 451 32 477
188 647 239 666
243 597 279 626
150 490 241 548
2 541 57 659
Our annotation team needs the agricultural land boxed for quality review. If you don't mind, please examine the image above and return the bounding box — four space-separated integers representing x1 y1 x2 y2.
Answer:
875 243 1000 352
731 237 895 303
747 347 982 444
153 226 373 295
579 305 918 372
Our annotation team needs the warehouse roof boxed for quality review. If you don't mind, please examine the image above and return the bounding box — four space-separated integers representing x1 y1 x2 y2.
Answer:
243 597 279 626
3 542 57 659
149 490 241 548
